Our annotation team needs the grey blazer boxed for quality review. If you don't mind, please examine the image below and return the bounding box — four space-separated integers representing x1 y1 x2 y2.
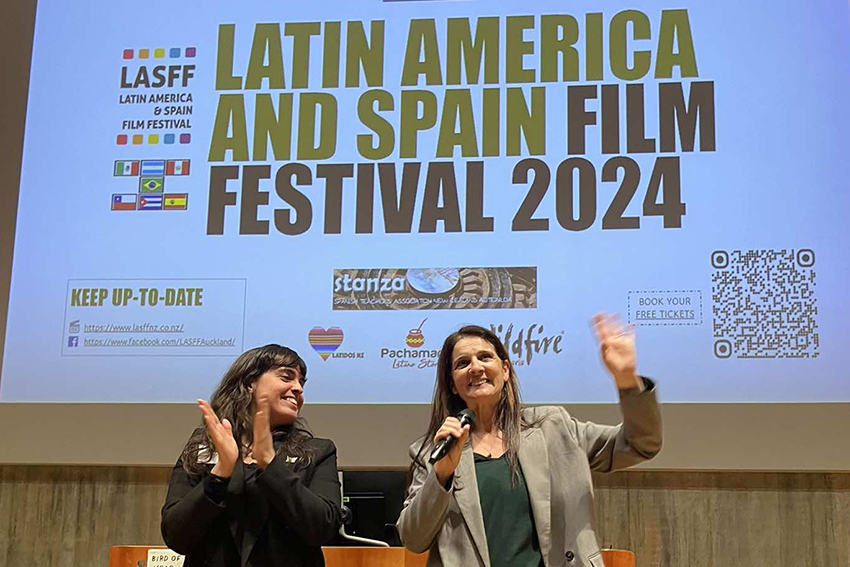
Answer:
398 383 662 567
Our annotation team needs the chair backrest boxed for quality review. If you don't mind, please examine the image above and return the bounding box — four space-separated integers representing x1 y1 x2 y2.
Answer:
338 471 391 547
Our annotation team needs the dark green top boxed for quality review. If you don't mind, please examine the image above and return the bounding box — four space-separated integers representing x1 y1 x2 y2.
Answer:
474 452 545 567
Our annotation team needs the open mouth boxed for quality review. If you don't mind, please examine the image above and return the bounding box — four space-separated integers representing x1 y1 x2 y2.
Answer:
469 379 489 388
281 396 299 408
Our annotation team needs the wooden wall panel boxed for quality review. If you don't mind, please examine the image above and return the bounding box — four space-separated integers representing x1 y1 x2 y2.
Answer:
591 472 850 567
591 472 631 550
0 466 847 567
0 466 170 567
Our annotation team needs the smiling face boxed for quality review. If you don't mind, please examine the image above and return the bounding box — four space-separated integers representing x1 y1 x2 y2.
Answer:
252 366 305 427
450 336 510 411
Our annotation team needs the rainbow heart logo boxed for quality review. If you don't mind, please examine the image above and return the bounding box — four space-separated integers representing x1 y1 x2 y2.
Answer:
308 326 344 361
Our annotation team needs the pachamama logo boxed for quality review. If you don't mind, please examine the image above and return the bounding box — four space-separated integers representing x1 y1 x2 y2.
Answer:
381 319 440 369
307 326 365 361
405 318 428 347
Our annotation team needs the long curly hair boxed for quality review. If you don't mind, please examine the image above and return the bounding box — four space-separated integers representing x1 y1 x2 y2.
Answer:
408 325 537 487
181 344 314 475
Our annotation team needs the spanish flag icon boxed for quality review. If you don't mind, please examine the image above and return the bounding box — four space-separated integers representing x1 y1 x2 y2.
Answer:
163 193 188 210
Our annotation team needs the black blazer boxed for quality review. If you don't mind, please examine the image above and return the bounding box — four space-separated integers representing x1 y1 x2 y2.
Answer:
161 436 343 567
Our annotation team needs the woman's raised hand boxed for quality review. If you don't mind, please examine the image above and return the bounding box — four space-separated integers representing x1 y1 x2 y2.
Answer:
433 416 470 487
592 313 644 391
251 395 277 469
197 399 238 478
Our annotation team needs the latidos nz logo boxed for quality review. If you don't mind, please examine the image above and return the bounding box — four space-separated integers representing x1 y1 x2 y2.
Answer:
307 327 344 360
307 326 365 361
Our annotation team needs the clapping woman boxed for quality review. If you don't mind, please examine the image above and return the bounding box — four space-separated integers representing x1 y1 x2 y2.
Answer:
161 344 343 567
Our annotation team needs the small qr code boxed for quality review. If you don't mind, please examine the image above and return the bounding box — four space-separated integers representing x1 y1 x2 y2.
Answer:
711 249 818 359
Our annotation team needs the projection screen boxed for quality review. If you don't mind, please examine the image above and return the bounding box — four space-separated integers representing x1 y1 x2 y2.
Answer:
1 0 848 468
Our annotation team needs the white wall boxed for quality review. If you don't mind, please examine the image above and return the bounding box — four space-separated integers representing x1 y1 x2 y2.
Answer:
0 402 848 470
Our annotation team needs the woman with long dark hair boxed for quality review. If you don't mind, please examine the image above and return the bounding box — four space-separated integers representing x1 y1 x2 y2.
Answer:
161 344 343 567
398 315 662 567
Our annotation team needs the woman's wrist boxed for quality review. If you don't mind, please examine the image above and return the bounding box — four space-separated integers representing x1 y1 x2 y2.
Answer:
433 462 454 488
255 449 276 470
616 373 645 392
211 460 235 478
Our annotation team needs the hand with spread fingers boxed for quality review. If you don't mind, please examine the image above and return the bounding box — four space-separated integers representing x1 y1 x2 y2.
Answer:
252 395 277 469
592 312 644 391
197 398 238 478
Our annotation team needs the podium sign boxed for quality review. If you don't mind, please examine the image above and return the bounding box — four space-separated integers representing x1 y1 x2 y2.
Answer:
146 549 184 567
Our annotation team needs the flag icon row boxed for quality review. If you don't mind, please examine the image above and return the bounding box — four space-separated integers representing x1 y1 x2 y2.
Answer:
112 193 188 211
114 159 190 177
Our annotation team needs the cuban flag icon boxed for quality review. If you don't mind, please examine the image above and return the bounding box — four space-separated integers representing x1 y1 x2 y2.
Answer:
139 195 163 210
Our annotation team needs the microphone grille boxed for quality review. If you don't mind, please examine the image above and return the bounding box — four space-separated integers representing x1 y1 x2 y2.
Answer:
458 408 476 426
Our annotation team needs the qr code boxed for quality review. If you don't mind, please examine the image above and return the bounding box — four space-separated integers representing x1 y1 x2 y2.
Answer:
711 249 818 359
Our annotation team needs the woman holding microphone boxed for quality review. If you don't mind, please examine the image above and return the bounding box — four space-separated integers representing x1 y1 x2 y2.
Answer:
398 315 662 567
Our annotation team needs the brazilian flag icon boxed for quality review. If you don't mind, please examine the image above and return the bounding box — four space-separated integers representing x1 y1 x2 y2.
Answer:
139 176 164 193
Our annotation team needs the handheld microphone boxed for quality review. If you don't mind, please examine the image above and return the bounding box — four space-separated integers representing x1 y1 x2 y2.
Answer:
429 409 476 464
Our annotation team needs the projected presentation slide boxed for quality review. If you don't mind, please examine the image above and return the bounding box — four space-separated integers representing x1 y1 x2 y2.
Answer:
2 0 848 403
